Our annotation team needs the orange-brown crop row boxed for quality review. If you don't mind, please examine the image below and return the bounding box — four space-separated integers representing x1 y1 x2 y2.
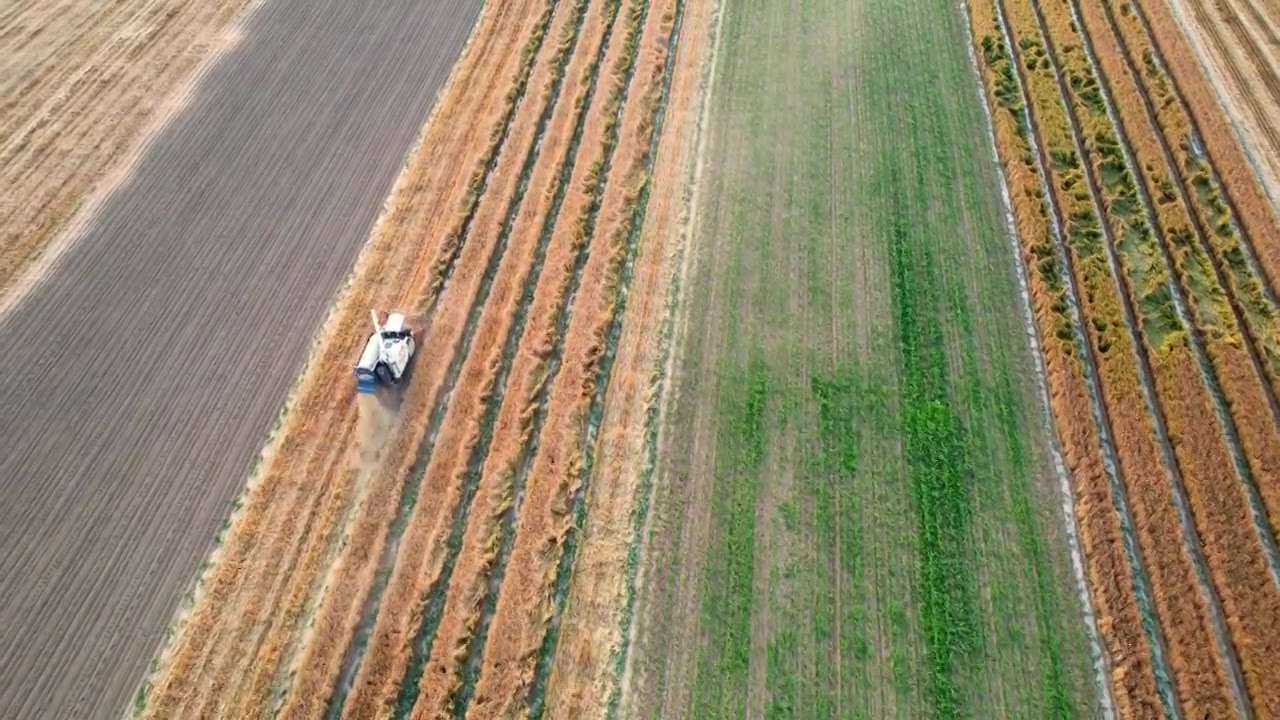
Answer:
1122 0 1280 297
965 2 1163 715
0 1 254 293
133 0 543 715
1097 0 1280 537
990 0 1244 715
402 0 628 715
540 0 712 711
335 0 599 713
274 1 562 716
464 0 679 714
1043 0 1280 714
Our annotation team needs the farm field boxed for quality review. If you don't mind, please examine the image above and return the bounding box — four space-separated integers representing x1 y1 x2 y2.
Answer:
622 0 1105 716
968 0 1280 715
1156 0 1280 211
126 0 713 714
0 0 485 717
0 0 255 298
6 0 1280 715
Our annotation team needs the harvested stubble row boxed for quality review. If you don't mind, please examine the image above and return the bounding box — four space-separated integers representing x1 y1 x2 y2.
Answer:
996 0 1240 715
1075 0 1280 528
1039 0 1280 714
1119 0 1280 300
132 0 549 715
967 1 1162 715
0 0 252 293
466 0 680 714
275 0 562 716
1098 0 1280 532
541 0 710 713
402 0 628 715
333 0 594 713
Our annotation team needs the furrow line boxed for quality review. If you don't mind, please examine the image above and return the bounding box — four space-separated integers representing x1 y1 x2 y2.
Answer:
999 0 1222 714
1119 0 1280 286
538 0 696 711
398 0 627 714
380 0 622 715
1072 0 1280 575
1033 0 1280 714
1057 0 1267 712
1099 0 1280 530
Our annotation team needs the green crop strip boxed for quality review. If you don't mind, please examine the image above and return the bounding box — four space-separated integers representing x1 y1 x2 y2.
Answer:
885 147 978 720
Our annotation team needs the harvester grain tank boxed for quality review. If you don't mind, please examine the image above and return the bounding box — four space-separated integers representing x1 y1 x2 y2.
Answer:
354 310 416 393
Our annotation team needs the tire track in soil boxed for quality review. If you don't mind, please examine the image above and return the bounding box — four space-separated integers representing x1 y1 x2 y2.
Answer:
131 3 524 714
267 1 560 715
332 0 596 714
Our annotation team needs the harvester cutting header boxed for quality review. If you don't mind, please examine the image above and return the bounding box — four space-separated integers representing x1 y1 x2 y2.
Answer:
354 310 416 394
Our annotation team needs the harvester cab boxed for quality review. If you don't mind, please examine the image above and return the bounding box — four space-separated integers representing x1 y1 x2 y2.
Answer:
354 309 416 394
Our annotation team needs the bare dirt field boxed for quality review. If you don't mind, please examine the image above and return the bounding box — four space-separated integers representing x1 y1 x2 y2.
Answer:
0 0 254 297
0 0 482 717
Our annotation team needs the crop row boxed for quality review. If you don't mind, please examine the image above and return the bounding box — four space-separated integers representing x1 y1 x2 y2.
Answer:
1101 0 1280 539
273 0 568 714
1045 0 1280 714
130 0 539 714
976 0 1280 714
400 0 634 715
462 0 684 714
1119 0 1280 304
337 0 628 714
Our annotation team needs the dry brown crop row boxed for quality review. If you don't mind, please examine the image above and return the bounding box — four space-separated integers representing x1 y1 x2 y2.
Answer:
1123 0 1280 294
334 0 595 713
274 1 561 715
966 1 1162 714
996 0 1243 715
131 0 537 714
1067 0 1280 538
972 2 1167 712
402 0 626 715
541 0 712 711
464 0 678 715
0 0 253 293
1040 0 1280 713
1099 0 1280 534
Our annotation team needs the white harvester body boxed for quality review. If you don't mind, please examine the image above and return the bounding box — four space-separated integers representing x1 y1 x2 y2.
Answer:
354 309 416 394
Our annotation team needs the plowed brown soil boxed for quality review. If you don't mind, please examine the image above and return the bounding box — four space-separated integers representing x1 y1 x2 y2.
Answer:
0 0 254 295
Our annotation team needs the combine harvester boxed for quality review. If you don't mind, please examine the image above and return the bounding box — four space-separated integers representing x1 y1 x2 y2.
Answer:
354 310 416 394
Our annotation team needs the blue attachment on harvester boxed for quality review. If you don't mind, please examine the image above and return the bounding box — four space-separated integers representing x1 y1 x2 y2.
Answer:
355 367 378 394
